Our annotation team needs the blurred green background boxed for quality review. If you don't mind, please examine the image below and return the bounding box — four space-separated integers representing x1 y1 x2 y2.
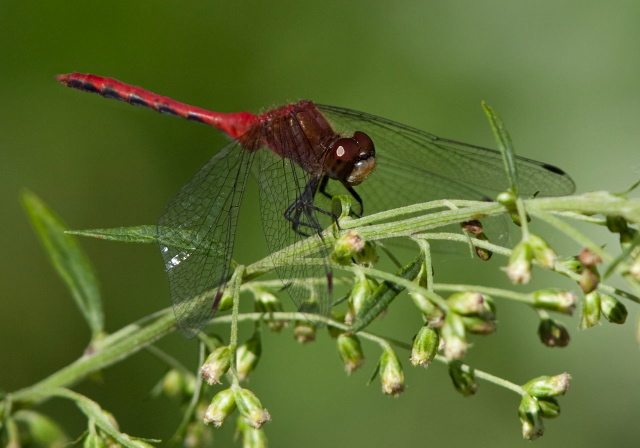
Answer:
1 1 639 446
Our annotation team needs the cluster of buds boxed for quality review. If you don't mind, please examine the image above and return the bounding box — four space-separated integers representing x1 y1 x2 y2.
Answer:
332 229 378 267
505 234 558 284
161 368 196 400
577 248 601 293
441 291 497 359
205 386 271 430
460 219 492 261
580 291 628 329
519 373 570 440
253 288 287 332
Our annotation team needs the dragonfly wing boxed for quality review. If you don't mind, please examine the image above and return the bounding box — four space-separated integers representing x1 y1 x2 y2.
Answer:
256 139 332 318
318 104 576 216
157 139 255 338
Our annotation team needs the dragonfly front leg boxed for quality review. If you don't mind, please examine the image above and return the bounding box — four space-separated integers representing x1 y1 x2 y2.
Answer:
285 176 336 237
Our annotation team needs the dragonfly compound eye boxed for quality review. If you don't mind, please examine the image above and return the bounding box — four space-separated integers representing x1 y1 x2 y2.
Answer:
325 134 377 186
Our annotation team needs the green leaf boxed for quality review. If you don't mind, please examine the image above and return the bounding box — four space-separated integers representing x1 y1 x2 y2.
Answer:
351 253 425 332
67 225 159 244
482 102 520 196
21 190 104 339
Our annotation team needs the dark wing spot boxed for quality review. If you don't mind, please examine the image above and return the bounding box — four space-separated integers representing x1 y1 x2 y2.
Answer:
541 163 567 175
158 104 179 116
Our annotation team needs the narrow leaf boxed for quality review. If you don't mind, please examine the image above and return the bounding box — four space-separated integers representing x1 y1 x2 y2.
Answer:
21 190 104 338
351 253 424 332
68 225 159 244
482 102 520 196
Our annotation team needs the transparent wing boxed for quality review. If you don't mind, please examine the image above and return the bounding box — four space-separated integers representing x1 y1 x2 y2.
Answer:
157 139 255 338
317 104 576 216
257 122 332 318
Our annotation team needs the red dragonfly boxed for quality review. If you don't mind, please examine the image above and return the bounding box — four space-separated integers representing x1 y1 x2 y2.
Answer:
57 73 575 337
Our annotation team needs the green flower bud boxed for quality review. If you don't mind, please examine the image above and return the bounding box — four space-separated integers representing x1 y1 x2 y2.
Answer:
162 368 194 398
578 267 600 294
446 291 490 316
448 360 478 397
628 260 640 280
537 397 561 419
13 410 68 447
531 289 577 315
332 229 366 264
579 291 601 329
605 215 629 234
346 270 376 324
380 346 405 396
410 325 439 368
409 290 444 326
473 232 493 261
519 394 544 440
236 417 268 448
337 333 365 374
504 241 533 284
557 256 584 274
497 190 517 208
523 373 571 397
233 387 271 429
217 289 233 312
461 315 497 335
354 240 379 267
538 317 570 348
204 389 236 427
236 330 262 382
201 345 232 385
254 288 287 332
599 294 628 324
293 320 316 344
441 312 468 359
528 234 558 269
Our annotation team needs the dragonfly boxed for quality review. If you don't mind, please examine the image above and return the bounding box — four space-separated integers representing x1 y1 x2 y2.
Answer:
57 73 576 338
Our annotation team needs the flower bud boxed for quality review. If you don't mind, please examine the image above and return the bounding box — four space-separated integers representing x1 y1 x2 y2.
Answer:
579 291 601 329
628 260 640 281
410 325 439 368
14 410 68 448
538 317 570 347
200 345 232 385
504 241 533 284
519 394 544 440
497 190 517 209
332 229 366 264
472 232 493 261
233 387 271 429
204 389 236 427
523 373 571 397
461 315 498 335
293 320 316 344
441 312 468 359
217 290 233 312
557 256 584 274
528 234 558 269
448 360 478 396
236 330 262 382
461 219 484 235
379 346 405 396
599 294 628 324
578 248 602 267
346 271 376 324
254 288 287 332
354 241 379 267
337 333 365 374
410 290 444 326
530 289 577 315
578 267 600 294
537 397 561 419
446 292 491 316
236 417 268 448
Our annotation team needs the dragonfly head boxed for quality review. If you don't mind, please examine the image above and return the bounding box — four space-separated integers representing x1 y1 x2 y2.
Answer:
325 131 376 186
